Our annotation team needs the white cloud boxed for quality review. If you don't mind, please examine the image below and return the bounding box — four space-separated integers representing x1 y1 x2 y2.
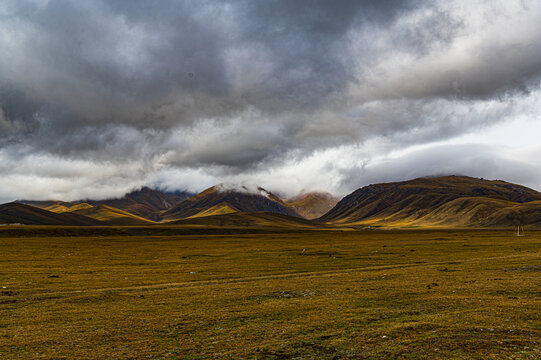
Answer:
1 0 541 202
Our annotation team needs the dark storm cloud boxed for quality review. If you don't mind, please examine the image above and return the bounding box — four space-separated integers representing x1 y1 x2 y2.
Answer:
0 0 541 201
0 0 421 157
235 0 418 108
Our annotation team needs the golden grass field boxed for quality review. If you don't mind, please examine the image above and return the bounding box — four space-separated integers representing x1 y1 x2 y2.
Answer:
1 228 540 359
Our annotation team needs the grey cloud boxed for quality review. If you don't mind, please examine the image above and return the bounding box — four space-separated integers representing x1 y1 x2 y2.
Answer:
0 107 11 132
0 0 541 200
0 0 420 133
337 144 541 194
352 2 541 102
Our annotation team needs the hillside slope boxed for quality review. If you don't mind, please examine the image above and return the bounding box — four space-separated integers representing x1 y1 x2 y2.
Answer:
319 176 541 227
172 212 318 229
286 191 339 219
97 187 192 221
186 202 239 218
67 204 154 226
0 203 102 226
480 200 541 227
20 187 193 221
163 184 299 220
45 203 93 213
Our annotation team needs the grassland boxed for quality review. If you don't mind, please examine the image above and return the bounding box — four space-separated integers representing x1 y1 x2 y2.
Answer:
0 228 540 359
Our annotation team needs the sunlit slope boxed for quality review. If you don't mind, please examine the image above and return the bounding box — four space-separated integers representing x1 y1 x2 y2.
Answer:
69 204 155 226
96 187 192 221
479 200 541 227
45 203 93 213
320 176 541 227
163 184 299 220
286 191 339 219
408 197 516 226
19 187 193 221
186 202 238 218
42 202 153 226
0 202 101 226
172 211 319 229
43 204 70 213
353 197 521 227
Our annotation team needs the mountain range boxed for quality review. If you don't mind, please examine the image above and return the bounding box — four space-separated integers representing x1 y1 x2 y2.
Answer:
19 187 193 223
0 202 102 226
3 175 541 228
162 183 300 220
320 176 541 227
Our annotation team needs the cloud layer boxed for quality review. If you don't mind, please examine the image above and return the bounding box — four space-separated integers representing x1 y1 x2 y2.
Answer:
0 0 540 201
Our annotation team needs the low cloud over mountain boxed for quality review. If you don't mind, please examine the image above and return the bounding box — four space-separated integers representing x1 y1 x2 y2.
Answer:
1 1 541 201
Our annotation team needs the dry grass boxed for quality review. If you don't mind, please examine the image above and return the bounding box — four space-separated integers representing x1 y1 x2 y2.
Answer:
1 229 540 359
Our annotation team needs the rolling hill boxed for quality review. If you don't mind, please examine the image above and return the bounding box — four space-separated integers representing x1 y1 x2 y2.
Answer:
96 187 192 221
479 200 541 227
0 202 102 226
162 184 300 220
319 176 541 227
186 202 239 218
65 204 154 226
20 187 193 221
286 191 339 219
10 176 541 228
45 202 93 213
41 202 155 226
172 211 319 229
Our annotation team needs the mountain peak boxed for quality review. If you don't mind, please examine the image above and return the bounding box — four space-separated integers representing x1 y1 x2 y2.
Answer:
163 183 298 220
214 182 268 195
286 191 339 220
319 175 541 226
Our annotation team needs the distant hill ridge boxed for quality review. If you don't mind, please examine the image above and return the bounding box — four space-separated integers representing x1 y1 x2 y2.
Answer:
20 187 193 221
66 204 154 226
0 202 101 226
6 176 541 228
319 176 541 227
163 183 300 220
172 211 318 229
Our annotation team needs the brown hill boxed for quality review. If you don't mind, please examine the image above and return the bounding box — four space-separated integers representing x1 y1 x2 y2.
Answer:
21 200 66 209
43 203 70 213
67 204 154 226
45 202 93 213
479 201 541 227
286 191 339 219
19 187 193 221
186 202 239 218
172 212 318 229
319 176 541 227
0 202 102 226
97 187 192 221
162 184 300 220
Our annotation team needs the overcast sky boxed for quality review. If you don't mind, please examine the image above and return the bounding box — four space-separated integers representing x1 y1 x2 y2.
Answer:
0 0 540 202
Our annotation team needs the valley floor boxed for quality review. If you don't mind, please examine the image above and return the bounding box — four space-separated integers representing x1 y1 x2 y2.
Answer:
0 229 540 359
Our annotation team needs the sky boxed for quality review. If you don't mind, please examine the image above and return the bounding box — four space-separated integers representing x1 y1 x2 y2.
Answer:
0 0 540 202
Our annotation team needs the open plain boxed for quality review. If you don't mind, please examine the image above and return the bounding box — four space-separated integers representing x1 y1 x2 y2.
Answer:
1 228 540 359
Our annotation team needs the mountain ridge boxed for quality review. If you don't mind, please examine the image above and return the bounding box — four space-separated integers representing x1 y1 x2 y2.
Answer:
286 191 339 219
0 202 102 226
6 176 541 228
319 175 541 227
19 187 193 221
163 184 300 220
